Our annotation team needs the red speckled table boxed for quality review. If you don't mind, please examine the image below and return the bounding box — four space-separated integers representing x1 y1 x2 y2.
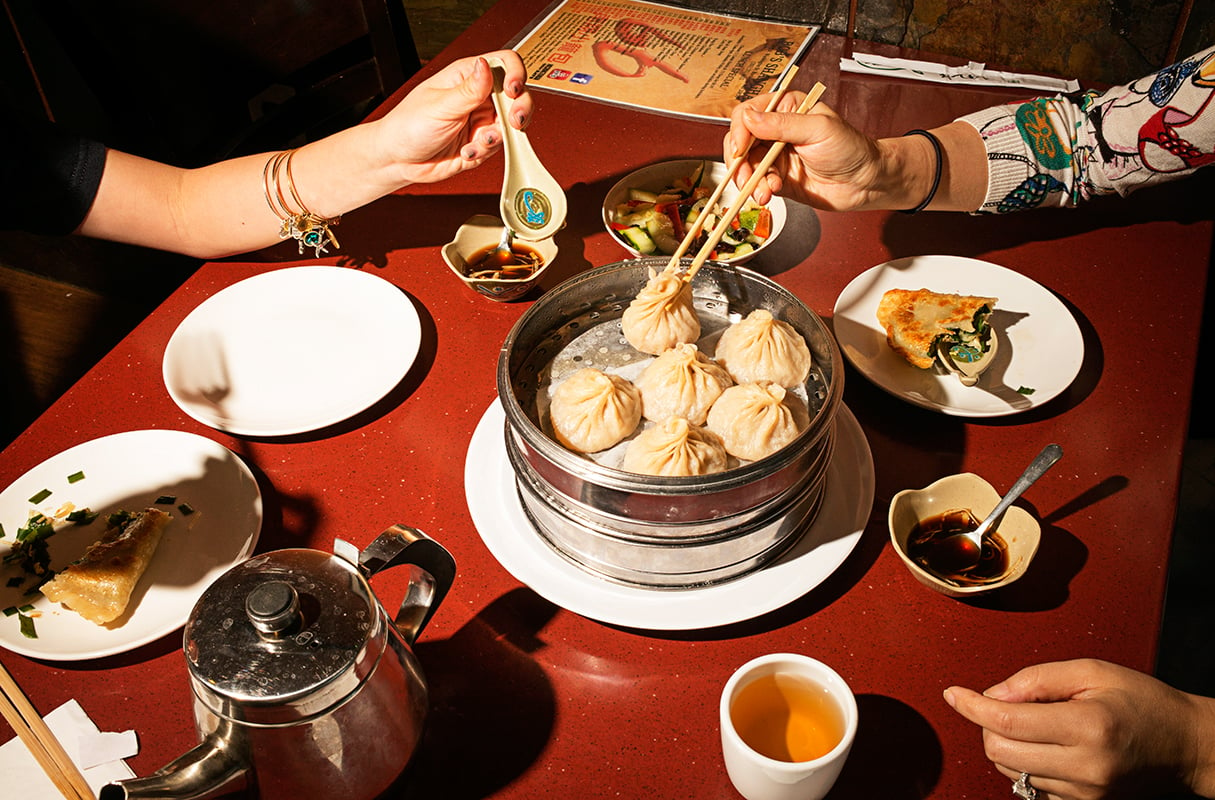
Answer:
2 6 1212 798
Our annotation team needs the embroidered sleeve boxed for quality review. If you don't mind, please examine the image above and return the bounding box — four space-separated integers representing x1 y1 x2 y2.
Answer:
956 44 1215 213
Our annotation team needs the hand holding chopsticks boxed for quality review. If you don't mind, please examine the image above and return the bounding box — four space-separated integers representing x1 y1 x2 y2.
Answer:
680 82 826 283
661 66 800 273
0 660 95 800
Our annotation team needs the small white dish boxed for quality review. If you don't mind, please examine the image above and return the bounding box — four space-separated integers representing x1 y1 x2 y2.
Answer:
0 430 262 660
163 267 420 436
603 159 787 265
442 214 557 302
889 472 1041 598
832 255 1084 417
464 399 873 631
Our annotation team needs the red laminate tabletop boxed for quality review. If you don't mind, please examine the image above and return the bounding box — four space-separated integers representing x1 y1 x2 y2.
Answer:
2 3 1212 797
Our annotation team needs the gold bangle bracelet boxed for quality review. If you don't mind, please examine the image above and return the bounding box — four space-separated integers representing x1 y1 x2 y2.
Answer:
262 149 341 257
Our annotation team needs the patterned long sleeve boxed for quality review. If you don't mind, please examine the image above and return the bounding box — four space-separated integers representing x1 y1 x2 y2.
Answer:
957 44 1215 213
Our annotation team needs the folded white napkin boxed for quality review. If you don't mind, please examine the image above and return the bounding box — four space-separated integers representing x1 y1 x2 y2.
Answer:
841 53 1080 93
0 699 137 798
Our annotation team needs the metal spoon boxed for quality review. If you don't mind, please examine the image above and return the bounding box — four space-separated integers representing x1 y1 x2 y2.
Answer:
484 55 567 241
482 226 516 269
934 443 1063 573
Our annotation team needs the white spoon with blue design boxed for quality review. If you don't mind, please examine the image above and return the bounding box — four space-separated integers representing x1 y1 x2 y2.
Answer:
485 55 567 242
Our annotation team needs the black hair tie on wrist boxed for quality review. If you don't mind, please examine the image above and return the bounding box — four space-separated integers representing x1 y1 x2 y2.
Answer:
899 129 943 213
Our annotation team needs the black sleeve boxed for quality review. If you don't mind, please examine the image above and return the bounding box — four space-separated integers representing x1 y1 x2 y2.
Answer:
0 119 107 235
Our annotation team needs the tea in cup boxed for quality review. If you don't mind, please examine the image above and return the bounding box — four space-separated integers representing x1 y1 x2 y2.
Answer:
720 654 857 800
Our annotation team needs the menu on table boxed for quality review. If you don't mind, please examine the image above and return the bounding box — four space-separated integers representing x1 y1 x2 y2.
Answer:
508 0 819 122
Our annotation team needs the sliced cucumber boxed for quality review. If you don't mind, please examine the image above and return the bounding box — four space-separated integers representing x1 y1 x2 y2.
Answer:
618 225 657 254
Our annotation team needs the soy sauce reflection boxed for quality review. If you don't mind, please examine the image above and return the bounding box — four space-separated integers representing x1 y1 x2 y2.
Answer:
906 509 1009 586
465 242 544 280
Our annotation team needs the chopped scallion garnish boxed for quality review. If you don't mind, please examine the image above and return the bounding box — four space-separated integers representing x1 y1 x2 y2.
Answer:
18 612 37 639
28 488 52 504
2 606 18 617
66 508 98 525
177 502 195 516
154 495 177 505
67 471 86 484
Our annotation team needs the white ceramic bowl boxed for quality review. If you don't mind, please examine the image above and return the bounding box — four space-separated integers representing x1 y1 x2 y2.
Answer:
888 473 1041 598
442 214 558 302
602 159 787 265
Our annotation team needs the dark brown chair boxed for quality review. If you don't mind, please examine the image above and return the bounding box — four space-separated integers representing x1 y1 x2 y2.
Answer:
27 0 421 165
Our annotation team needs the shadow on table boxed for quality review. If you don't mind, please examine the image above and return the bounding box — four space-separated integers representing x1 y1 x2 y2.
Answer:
403 588 557 799
831 694 942 798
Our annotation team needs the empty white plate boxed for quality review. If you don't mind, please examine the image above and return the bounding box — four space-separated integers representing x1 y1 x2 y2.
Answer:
163 267 421 436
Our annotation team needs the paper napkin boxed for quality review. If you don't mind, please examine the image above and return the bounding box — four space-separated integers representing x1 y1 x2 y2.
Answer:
0 699 137 798
841 52 1080 93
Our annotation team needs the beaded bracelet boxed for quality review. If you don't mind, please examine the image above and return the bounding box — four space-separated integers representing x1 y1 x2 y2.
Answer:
262 149 341 257
899 129 943 214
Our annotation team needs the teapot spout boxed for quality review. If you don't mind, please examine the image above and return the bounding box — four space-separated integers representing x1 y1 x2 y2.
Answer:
99 723 250 800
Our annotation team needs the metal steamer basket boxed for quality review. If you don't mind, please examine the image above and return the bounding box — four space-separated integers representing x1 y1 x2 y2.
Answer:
496 258 844 589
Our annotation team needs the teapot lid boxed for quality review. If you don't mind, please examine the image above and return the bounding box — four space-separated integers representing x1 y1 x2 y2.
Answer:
184 548 386 725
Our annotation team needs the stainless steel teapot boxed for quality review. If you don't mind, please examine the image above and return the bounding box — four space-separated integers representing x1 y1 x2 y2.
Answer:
100 525 456 800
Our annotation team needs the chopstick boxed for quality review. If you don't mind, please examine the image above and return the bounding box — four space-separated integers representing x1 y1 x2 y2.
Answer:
683 81 827 283
663 66 800 273
0 660 94 800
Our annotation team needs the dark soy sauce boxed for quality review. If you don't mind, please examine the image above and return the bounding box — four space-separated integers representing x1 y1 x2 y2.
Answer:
906 509 1009 587
466 242 544 280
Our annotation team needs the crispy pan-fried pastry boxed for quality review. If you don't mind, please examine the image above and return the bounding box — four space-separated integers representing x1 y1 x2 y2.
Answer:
41 507 171 625
876 288 998 369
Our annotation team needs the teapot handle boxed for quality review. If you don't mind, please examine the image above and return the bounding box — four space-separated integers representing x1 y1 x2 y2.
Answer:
338 525 457 645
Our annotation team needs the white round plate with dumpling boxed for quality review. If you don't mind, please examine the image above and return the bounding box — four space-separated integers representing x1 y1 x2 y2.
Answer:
832 255 1084 417
465 398 873 631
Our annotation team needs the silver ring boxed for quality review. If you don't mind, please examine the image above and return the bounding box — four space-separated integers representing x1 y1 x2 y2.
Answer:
1013 772 1038 800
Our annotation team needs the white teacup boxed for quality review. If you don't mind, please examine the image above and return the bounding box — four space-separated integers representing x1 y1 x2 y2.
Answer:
720 654 858 800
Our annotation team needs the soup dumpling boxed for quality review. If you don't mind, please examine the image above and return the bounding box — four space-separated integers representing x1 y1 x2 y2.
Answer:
621 268 700 355
714 309 812 388
636 343 733 425
706 382 809 461
622 416 728 477
549 368 642 453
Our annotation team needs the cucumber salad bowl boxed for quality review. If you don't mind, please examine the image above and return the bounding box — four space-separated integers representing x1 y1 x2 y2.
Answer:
602 159 787 266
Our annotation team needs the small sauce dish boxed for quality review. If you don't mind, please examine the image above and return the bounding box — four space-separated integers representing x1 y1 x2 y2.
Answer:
443 214 557 302
888 472 1040 598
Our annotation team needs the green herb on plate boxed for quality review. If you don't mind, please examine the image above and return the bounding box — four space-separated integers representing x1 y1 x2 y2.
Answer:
28 488 52 504
67 470 86 484
154 495 177 505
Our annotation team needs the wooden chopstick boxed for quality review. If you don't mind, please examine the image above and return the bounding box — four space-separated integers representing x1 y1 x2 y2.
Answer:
683 81 827 283
662 66 800 273
0 660 94 800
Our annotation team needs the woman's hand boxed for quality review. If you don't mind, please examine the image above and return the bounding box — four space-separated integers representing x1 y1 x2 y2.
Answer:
944 659 1215 800
724 94 889 210
372 49 534 187
724 93 987 212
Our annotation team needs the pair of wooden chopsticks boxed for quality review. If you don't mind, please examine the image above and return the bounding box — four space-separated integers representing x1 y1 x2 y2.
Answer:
0 660 94 800
666 71 827 283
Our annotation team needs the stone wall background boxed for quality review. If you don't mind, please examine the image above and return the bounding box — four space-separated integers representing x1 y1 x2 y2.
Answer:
659 0 1214 86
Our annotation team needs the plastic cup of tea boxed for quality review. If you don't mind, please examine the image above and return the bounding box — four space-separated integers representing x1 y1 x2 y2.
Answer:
720 654 858 800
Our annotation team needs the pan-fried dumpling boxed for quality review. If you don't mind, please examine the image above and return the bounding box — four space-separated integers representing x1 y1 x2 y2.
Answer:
622 416 728 477
714 309 812 388
636 343 733 425
549 368 642 453
40 507 171 625
706 382 809 461
621 268 700 355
